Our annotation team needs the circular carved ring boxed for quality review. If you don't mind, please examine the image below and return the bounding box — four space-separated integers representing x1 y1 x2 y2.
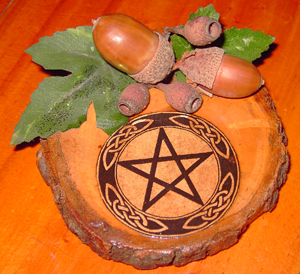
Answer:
97 112 239 237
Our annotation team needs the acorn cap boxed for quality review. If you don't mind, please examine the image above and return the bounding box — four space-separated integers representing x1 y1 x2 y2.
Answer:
129 33 175 84
117 83 150 116
165 16 222 47
183 16 222 46
158 82 203 113
178 47 225 89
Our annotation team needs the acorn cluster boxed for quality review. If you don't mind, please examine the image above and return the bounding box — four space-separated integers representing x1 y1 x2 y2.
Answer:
92 13 263 116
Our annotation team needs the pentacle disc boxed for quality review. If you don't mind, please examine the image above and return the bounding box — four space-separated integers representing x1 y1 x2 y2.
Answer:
97 112 240 237
38 88 289 269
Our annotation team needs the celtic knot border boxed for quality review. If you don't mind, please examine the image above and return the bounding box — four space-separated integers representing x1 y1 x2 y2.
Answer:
97 112 239 237
105 184 169 233
170 114 231 159
102 119 153 170
183 172 236 229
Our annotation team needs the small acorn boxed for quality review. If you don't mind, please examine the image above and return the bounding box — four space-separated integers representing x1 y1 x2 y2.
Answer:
92 13 175 84
118 83 150 116
165 16 222 46
176 47 264 98
157 81 203 113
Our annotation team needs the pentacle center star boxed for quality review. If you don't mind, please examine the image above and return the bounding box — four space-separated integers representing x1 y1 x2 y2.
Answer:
118 128 214 212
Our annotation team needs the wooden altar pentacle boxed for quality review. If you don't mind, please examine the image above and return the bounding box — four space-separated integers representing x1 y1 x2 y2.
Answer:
97 112 240 237
37 88 289 270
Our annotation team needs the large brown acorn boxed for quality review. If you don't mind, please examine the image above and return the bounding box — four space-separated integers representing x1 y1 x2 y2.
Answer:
92 13 175 84
176 47 264 98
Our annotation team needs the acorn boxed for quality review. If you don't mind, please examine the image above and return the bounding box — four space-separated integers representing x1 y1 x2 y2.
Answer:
165 16 222 46
176 47 264 98
92 13 175 84
117 83 150 116
157 81 203 113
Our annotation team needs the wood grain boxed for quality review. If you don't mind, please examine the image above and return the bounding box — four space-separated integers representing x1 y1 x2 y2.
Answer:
0 0 299 273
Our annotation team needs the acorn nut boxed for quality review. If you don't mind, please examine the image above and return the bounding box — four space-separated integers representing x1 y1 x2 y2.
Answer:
92 13 175 84
177 47 264 98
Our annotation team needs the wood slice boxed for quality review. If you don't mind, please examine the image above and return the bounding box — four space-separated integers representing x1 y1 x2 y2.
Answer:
36 87 289 270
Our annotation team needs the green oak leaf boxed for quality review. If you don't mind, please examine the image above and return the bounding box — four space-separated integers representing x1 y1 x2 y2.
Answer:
188 4 220 20
171 6 274 64
175 71 186 82
222 27 275 62
170 34 195 60
10 26 135 145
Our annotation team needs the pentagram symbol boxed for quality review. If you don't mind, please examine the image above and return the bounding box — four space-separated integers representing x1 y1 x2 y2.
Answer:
118 128 213 212
97 112 239 237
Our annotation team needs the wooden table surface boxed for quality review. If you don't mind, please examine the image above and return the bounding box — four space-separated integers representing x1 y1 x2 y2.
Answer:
1 0 299 273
